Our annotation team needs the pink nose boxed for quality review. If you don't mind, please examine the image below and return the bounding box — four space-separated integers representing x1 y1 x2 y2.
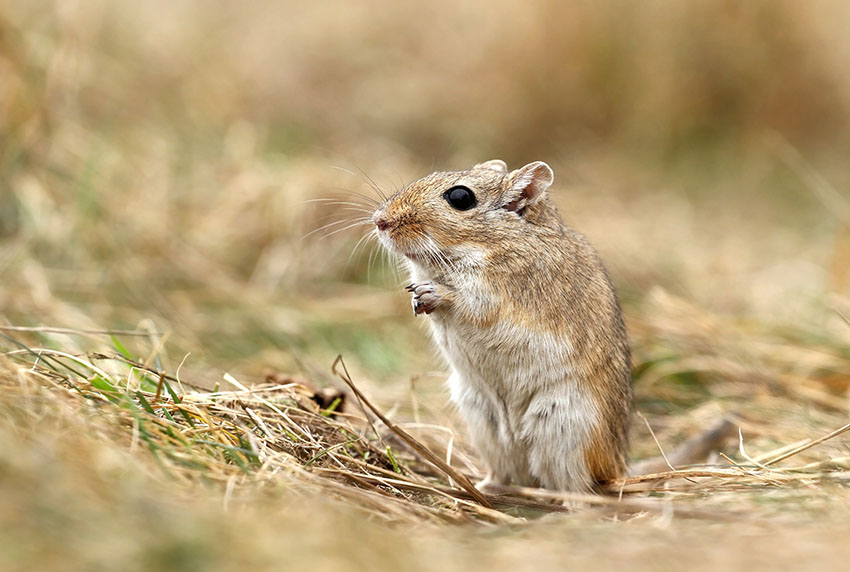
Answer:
373 213 390 231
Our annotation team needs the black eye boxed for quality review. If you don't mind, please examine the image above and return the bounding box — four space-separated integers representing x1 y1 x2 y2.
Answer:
443 186 477 211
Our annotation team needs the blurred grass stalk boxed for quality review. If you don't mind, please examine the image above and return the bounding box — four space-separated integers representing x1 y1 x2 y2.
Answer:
1 0 849 361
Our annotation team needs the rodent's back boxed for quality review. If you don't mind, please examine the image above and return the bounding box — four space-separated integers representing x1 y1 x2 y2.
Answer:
480 208 632 482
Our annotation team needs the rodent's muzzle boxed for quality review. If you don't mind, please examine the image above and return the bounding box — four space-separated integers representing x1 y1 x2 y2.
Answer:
372 209 422 260
372 211 390 231
372 209 410 257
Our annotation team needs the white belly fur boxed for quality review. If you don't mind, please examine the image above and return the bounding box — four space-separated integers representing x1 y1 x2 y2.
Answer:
412 263 601 492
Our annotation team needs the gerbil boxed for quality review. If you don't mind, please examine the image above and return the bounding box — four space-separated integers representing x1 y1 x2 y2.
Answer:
372 159 632 493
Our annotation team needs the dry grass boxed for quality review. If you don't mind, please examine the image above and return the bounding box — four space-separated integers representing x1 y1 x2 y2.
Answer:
3 1 850 570
2 322 850 571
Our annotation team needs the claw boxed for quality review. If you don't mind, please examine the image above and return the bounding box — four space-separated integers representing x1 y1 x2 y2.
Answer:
408 281 441 316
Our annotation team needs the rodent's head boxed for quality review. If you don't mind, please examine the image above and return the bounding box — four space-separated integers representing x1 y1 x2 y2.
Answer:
372 160 557 269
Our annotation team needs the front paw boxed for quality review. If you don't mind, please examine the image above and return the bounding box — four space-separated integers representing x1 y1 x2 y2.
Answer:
405 282 441 315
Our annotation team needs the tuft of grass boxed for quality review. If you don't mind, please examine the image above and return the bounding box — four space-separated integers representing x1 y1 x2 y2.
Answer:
2 327 849 526
2 325 850 571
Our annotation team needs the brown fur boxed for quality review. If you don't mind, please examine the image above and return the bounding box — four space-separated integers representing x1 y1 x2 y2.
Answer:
375 160 632 490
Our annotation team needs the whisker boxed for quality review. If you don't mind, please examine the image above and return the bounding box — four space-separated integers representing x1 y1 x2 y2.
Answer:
313 210 372 229
381 243 391 284
323 186 382 208
325 207 375 218
301 198 376 213
319 221 373 240
367 239 379 284
346 229 376 271
390 250 405 284
331 166 388 203
420 241 439 269
331 188 383 206
354 166 389 202
430 235 462 276
414 231 461 277
393 263 406 286
303 218 371 241
305 215 368 233
438 248 461 276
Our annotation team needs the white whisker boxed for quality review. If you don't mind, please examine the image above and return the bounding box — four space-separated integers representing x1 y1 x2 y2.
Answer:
346 229 376 271
367 239 379 284
354 166 390 202
330 167 388 203
300 198 372 209
327 186 382 208
303 218 371 241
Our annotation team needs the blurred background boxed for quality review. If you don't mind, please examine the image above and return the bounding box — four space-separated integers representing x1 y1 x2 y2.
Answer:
4 0 850 392
4 1 850 569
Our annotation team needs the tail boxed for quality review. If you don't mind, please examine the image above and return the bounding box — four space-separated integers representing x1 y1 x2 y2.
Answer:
628 416 739 476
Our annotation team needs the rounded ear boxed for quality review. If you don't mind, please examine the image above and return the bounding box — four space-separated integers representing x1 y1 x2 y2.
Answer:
473 159 508 174
502 161 554 213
